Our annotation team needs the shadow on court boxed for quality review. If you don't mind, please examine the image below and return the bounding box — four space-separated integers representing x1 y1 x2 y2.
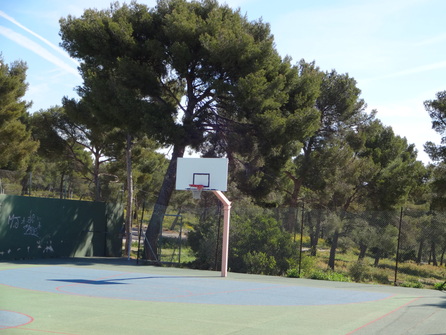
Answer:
48 274 217 285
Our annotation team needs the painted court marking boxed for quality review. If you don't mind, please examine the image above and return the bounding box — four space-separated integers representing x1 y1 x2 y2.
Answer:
0 266 392 306
345 297 422 334
0 310 33 329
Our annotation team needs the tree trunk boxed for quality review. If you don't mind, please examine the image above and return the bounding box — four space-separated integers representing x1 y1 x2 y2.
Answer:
20 171 32 196
328 229 339 270
93 151 101 202
431 241 438 266
283 172 302 232
440 245 446 266
67 177 72 199
124 134 134 257
374 251 381 267
59 171 65 199
284 207 297 233
417 239 424 264
309 212 322 257
144 145 185 260
358 244 367 260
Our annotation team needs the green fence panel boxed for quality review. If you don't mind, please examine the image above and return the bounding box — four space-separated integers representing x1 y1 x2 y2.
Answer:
0 195 123 261
106 202 125 257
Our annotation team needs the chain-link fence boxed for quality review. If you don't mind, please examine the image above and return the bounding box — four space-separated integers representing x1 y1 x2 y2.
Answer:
135 199 446 289
0 169 124 202
2 170 444 288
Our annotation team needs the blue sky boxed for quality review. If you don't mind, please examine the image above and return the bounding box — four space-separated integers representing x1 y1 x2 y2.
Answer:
1 0 445 163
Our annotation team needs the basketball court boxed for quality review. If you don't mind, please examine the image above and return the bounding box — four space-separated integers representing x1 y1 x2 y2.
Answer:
2 159 445 333
1 257 445 334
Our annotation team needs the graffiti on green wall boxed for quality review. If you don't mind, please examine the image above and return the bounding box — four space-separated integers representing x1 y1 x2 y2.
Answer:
0 195 123 260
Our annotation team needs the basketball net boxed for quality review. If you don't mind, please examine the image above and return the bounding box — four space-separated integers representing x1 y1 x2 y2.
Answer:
189 184 204 199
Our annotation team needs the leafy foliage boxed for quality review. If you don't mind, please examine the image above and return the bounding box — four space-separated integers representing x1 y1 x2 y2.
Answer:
0 56 38 170
349 260 371 282
434 281 446 291
59 0 324 258
229 214 296 275
187 209 221 269
424 91 446 162
307 270 351 282
188 209 297 275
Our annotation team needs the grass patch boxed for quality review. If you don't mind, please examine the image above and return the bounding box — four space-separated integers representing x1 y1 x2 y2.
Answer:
397 262 445 280
126 235 444 290
399 278 424 289
306 269 351 282
434 281 446 291
293 249 444 289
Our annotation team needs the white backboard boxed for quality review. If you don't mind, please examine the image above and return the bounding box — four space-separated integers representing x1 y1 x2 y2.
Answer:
176 158 228 191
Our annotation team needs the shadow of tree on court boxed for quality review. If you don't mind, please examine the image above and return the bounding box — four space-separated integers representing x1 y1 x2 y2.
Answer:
48 274 217 285
413 295 446 309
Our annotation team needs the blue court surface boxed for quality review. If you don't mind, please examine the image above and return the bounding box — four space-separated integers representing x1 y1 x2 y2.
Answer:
0 266 393 306
1 258 445 334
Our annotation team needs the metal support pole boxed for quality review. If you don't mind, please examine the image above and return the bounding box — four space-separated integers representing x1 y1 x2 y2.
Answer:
136 200 145 265
394 207 403 286
215 202 222 271
213 191 231 277
298 201 305 277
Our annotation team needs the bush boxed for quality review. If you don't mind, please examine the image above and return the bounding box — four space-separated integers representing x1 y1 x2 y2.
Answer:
286 268 300 278
349 260 371 282
286 254 316 278
400 278 424 289
188 212 298 274
338 236 355 253
229 214 297 275
187 214 220 269
307 270 351 282
433 281 446 291
244 251 278 275
398 249 417 262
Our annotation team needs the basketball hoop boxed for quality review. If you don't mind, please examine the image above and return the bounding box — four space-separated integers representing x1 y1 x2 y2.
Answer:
175 158 230 277
189 184 204 199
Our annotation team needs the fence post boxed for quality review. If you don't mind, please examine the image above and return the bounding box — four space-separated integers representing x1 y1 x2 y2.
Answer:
298 201 305 277
136 200 145 265
394 207 403 286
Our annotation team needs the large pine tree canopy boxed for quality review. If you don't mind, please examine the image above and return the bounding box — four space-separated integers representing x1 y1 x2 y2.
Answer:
0 57 38 170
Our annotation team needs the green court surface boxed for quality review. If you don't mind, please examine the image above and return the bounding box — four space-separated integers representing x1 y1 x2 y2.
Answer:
1 258 445 334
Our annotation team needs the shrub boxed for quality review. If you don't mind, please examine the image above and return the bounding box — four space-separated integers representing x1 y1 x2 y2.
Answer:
307 270 351 282
433 281 446 291
349 260 371 282
244 251 278 275
187 215 220 269
398 249 417 262
229 214 297 274
400 278 424 289
338 236 355 253
286 268 300 278
286 254 316 278
188 212 298 274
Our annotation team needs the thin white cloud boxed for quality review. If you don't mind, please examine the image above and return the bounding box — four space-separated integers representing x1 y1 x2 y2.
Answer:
0 10 78 66
414 33 446 47
392 61 446 77
363 60 446 83
0 25 79 77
